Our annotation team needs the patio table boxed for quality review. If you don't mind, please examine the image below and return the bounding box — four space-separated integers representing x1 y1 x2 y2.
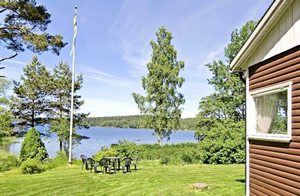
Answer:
103 156 121 171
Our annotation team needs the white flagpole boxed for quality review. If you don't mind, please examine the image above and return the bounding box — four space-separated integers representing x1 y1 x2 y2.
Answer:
68 6 77 164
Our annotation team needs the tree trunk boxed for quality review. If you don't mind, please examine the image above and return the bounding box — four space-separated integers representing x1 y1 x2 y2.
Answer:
59 140 63 152
156 131 162 146
31 99 35 127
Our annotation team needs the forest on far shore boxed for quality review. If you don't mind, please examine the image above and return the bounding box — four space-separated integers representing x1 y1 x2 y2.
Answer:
82 115 197 131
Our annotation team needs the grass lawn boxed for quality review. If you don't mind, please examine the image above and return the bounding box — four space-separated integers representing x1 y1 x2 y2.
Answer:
0 161 245 196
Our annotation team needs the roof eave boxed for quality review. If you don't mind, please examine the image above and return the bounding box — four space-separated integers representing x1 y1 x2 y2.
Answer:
230 0 292 71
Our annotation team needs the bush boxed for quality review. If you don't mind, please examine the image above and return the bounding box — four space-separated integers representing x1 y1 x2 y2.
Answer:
46 152 68 169
181 152 193 164
20 159 45 174
114 140 140 158
0 153 19 172
92 141 200 165
198 120 245 164
20 128 48 162
93 147 118 160
159 156 170 165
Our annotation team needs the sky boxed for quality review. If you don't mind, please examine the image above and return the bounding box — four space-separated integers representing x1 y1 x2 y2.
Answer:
1 0 272 118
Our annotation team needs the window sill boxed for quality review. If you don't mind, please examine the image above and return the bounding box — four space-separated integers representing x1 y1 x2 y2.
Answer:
248 135 291 143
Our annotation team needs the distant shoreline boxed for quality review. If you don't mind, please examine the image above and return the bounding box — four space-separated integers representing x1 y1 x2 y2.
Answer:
83 115 197 131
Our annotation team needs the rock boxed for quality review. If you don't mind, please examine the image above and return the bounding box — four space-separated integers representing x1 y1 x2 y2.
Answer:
191 183 208 190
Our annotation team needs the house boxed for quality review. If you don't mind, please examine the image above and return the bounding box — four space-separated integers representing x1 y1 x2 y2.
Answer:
230 0 300 195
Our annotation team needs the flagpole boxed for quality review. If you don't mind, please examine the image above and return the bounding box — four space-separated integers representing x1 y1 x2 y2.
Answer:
68 6 77 164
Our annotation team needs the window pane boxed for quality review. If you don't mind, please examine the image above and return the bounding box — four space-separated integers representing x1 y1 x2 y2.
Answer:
254 90 287 134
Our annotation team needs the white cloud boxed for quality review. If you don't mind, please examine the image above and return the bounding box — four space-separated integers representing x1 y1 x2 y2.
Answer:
5 59 27 66
121 40 151 78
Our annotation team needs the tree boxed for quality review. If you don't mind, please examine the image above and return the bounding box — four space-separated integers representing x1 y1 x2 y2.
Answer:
0 0 66 65
133 27 185 144
0 78 13 141
20 127 48 162
11 56 51 127
195 21 256 164
49 62 88 152
197 20 256 129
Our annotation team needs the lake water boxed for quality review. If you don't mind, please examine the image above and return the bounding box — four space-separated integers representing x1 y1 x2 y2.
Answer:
1 127 196 158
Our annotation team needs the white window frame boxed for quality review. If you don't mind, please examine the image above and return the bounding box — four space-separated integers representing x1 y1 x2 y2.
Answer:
248 81 292 142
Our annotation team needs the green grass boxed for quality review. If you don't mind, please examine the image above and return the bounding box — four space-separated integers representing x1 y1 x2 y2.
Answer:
0 161 245 195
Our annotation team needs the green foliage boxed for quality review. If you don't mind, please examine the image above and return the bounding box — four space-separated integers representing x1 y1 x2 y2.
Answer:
46 152 68 169
180 152 193 164
0 79 13 141
197 20 256 124
93 147 118 160
11 56 51 127
83 115 197 130
0 0 66 65
199 120 245 164
0 152 19 172
49 62 88 152
159 156 170 165
133 27 185 143
96 141 200 165
20 158 45 174
20 128 48 162
225 20 257 63
196 21 256 164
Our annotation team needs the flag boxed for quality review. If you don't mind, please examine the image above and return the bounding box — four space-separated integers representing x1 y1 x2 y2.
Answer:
70 7 77 56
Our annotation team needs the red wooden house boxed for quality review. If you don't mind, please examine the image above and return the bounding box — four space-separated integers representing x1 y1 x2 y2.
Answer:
231 0 300 195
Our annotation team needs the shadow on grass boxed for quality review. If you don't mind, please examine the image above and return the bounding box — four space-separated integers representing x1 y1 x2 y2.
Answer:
235 179 245 183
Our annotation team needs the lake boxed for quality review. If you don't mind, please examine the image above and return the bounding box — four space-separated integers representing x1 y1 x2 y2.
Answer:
1 127 196 158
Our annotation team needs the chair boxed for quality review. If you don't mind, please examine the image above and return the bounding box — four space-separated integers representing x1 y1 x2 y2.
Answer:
87 158 101 173
131 157 139 171
99 158 115 174
80 155 88 170
121 157 133 173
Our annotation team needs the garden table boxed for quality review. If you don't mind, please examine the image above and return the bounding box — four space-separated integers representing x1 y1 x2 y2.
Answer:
103 156 121 171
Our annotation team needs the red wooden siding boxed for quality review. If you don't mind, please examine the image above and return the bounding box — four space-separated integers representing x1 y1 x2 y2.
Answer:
248 45 300 196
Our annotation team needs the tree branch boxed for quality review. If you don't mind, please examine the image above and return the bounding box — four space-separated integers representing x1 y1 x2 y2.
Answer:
0 52 18 63
0 8 7 14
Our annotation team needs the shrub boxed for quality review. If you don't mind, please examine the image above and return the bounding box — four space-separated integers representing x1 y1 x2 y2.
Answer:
93 141 200 165
20 128 48 162
0 153 19 172
159 156 170 165
93 147 118 160
46 152 68 169
181 152 193 164
20 159 45 174
113 140 140 158
198 120 245 164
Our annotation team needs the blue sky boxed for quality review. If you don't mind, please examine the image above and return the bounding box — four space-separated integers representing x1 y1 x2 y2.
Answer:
1 0 272 118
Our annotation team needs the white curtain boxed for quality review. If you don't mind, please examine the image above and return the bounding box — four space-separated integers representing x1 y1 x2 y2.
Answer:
254 94 279 134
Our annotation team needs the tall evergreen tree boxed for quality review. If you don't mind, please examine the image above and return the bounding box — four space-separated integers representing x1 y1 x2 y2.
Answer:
49 62 88 152
0 0 66 65
11 56 50 127
133 27 185 143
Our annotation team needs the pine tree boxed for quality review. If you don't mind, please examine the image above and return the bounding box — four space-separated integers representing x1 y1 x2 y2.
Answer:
49 62 88 152
11 56 51 127
133 27 185 144
0 0 66 65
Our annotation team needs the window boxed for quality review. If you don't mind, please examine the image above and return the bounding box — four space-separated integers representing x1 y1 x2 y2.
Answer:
249 82 292 142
